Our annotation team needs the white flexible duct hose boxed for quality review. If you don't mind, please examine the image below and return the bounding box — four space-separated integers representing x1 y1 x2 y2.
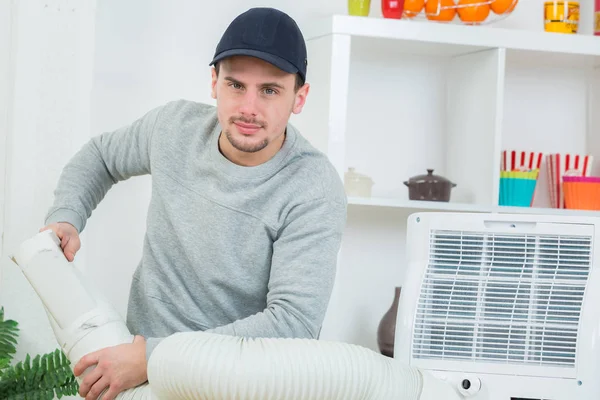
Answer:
10 231 461 400
148 332 456 400
10 230 151 399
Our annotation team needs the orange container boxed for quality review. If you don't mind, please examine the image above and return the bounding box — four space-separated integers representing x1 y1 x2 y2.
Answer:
545 1 580 34
563 180 600 210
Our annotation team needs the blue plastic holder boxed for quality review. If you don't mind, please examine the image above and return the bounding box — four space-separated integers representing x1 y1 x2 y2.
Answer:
499 177 537 207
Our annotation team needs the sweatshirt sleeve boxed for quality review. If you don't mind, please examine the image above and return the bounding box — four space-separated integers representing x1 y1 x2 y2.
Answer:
144 196 347 360
44 105 163 232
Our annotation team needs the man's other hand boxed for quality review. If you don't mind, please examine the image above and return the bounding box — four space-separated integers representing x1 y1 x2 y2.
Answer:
39 222 80 262
74 335 148 400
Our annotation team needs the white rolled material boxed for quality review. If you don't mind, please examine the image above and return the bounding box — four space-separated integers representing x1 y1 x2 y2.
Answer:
11 231 462 400
12 230 97 329
11 230 150 399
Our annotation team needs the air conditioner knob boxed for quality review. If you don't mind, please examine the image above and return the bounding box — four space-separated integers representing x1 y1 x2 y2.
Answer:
458 376 481 396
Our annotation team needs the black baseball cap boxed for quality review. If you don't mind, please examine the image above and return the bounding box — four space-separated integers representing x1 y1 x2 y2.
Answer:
209 8 308 82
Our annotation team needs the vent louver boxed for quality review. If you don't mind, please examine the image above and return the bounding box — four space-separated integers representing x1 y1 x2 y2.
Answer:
412 230 591 368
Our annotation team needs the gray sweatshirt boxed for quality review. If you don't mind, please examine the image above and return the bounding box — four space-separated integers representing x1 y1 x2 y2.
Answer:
44 100 347 359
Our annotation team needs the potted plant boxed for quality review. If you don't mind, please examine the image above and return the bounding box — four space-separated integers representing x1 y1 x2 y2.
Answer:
0 306 79 399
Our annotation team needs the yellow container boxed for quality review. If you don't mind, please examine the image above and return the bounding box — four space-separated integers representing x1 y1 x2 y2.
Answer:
545 1 580 34
348 0 371 16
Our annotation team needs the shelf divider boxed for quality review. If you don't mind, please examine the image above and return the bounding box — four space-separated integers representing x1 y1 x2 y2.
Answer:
446 47 506 207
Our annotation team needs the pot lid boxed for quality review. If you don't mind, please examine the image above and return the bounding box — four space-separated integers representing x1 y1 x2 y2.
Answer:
406 169 453 185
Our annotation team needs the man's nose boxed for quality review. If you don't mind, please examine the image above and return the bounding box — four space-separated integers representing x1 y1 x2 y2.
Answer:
238 91 259 116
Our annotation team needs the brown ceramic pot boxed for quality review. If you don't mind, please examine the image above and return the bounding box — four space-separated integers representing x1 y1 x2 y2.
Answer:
404 169 456 202
377 286 401 358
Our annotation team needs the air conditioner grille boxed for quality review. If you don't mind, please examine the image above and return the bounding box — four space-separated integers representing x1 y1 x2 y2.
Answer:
412 230 591 368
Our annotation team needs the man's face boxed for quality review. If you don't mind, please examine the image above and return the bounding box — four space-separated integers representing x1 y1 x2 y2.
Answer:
211 56 309 158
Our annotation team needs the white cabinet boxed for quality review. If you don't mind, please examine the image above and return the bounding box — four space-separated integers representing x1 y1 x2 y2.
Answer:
292 15 600 215
291 15 600 350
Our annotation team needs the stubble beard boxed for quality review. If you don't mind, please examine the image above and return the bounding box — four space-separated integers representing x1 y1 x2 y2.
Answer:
224 128 269 153
226 116 269 153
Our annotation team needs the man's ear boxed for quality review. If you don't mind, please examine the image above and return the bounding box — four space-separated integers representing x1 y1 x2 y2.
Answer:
292 83 310 114
211 67 218 99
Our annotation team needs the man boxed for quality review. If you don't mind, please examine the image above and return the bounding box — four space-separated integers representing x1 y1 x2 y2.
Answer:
40 7 347 400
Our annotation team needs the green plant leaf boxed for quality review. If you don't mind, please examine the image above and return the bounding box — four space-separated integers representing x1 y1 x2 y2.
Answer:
0 347 79 399
0 306 19 375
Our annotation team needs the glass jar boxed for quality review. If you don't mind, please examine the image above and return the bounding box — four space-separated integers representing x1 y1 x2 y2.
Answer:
544 1 580 34
382 0 405 19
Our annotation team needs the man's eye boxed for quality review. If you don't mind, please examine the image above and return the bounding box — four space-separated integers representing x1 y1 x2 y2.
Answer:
229 83 243 90
263 88 277 95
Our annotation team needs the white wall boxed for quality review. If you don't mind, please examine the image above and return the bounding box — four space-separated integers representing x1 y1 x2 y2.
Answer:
0 4 96 396
0 0 12 263
2 0 598 385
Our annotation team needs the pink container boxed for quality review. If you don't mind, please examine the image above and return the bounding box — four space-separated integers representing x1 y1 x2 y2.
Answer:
563 176 600 183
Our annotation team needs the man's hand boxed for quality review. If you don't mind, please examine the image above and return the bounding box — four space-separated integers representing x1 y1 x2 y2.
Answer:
39 222 80 262
74 335 148 400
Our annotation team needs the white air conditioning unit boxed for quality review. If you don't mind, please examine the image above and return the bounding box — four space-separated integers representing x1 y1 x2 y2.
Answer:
394 212 600 400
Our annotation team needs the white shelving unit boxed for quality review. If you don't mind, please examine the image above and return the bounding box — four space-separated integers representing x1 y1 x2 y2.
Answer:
292 15 600 215
291 14 600 349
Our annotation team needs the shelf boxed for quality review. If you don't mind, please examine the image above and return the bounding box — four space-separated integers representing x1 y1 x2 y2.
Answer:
304 15 600 66
347 197 600 217
296 14 600 219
